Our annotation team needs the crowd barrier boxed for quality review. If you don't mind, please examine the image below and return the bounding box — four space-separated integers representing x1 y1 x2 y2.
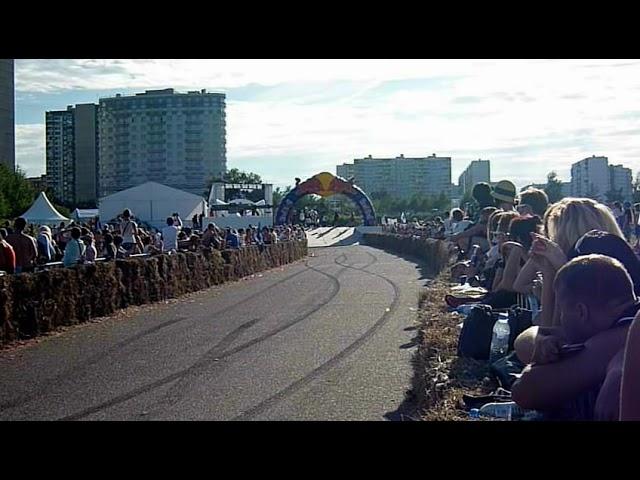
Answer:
0 241 307 346
361 233 455 276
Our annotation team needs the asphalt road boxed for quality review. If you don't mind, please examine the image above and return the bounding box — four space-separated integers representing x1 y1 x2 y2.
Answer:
0 244 430 421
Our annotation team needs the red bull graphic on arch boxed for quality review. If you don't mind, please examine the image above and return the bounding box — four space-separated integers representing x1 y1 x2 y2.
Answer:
275 172 377 226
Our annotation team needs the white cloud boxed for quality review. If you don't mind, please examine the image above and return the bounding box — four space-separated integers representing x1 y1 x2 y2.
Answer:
15 124 45 177
13 59 640 190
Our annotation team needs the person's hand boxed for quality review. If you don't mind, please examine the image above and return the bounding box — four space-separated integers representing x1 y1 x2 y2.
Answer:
529 233 567 270
531 334 563 365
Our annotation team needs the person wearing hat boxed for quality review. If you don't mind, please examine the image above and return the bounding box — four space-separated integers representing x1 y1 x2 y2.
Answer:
491 180 517 211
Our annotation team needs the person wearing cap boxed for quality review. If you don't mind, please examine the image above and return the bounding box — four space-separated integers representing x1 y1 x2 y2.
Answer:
491 180 517 211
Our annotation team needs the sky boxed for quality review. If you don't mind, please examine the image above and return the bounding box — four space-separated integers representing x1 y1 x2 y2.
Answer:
14 59 640 189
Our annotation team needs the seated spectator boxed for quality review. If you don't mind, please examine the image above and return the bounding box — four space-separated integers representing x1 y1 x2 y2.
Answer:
512 254 639 419
82 234 97 263
0 228 16 274
450 206 497 253
491 180 517 212
513 198 624 326
162 217 180 253
63 227 86 267
518 187 549 217
6 217 38 273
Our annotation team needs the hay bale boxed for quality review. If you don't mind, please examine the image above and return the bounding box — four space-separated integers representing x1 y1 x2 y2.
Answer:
0 240 308 348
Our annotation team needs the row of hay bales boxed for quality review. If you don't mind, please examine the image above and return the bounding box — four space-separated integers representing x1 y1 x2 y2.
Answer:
361 233 454 275
0 241 308 347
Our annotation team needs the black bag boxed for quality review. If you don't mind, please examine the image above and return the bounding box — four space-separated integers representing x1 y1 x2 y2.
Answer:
490 351 526 390
457 304 497 360
507 307 533 351
457 304 533 361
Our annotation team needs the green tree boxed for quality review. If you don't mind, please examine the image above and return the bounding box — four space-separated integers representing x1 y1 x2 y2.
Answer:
222 168 262 184
544 171 564 203
0 164 37 220
272 186 292 207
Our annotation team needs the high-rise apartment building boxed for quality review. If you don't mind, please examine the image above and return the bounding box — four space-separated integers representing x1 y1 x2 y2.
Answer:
0 59 15 171
571 155 610 201
570 155 633 202
458 159 490 194
98 88 226 198
46 104 99 205
336 163 355 180
339 154 451 199
610 164 633 201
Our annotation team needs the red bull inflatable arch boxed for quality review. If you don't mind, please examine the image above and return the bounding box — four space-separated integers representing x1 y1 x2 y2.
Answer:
275 172 377 226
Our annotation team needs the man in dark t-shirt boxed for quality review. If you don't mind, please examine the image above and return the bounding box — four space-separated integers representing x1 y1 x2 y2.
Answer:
512 254 637 420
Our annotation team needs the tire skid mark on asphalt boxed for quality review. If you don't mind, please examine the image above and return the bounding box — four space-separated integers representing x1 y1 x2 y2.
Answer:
231 249 401 421
0 264 312 413
56 261 346 421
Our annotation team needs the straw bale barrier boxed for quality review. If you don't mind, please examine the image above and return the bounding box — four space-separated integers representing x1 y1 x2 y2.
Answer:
0 240 307 346
361 233 454 275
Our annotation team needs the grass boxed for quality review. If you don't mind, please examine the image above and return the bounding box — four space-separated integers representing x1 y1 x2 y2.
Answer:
411 274 497 420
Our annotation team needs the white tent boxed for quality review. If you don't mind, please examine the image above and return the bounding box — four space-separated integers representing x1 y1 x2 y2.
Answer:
99 182 208 230
20 192 70 225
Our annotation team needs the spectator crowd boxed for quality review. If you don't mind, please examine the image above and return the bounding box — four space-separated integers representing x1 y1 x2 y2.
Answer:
408 179 640 421
0 209 307 275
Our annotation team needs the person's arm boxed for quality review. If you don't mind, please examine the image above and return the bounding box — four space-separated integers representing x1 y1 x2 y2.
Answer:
514 325 565 364
450 222 484 241
495 243 526 291
512 257 538 295
512 325 630 411
621 314 640 420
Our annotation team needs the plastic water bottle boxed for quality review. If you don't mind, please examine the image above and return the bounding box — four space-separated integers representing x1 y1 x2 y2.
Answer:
490 314 510 363
470 245 481 267
472 402 521 420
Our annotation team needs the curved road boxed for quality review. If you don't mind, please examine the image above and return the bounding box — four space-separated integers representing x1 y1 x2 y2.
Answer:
0 244 428 421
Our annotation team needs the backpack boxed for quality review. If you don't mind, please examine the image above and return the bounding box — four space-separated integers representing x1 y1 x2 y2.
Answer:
457 304 496 360
457 305 534 360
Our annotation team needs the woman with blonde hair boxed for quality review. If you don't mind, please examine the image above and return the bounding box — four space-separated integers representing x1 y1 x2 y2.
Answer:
514 197 625 327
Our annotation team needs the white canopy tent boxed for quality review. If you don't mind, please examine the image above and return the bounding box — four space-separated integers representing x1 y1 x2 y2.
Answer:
20 192 70 225
99 182 208 230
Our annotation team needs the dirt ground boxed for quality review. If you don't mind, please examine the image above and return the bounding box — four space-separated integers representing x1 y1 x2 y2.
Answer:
411 274 497 420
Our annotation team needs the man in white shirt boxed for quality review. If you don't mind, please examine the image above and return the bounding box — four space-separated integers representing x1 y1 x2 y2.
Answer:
162 217 180 252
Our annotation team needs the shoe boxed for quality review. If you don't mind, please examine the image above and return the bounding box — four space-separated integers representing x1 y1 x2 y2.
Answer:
445 294 481 309
462 389 512 410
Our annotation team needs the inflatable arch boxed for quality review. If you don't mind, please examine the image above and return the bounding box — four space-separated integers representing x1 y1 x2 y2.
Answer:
275 172 377 226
